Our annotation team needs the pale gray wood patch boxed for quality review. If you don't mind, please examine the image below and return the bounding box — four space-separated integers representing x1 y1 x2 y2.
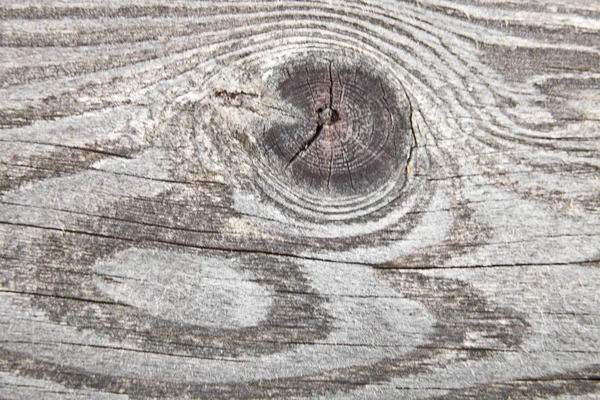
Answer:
0 0 598 398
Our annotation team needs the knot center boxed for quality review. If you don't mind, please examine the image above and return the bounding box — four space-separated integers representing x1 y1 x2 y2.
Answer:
317 107 340 126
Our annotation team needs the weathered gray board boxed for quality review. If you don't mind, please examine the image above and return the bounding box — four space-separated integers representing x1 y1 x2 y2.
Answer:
0 1 599 398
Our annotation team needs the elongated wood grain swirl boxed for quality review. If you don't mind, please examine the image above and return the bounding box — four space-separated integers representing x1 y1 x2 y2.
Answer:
0 1 599 399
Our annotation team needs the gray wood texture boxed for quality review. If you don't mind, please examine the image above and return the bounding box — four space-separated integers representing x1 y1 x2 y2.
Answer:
0 0 599 398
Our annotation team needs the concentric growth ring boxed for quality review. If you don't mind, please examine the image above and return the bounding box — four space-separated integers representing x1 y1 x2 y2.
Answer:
259 58 414 218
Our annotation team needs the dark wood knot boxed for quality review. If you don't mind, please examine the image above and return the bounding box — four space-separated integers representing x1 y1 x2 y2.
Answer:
262 61 413 201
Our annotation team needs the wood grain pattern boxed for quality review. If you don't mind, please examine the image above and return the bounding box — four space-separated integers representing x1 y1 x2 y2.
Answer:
0 0 599 398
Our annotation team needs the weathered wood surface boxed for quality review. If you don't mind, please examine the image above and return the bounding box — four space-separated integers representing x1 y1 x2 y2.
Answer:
0 0 599 398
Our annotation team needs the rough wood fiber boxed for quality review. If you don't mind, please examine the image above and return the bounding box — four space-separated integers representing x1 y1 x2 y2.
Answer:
0 0 599 399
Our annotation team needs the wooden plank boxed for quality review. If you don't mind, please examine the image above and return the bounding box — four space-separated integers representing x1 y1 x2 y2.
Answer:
0 0 598 398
